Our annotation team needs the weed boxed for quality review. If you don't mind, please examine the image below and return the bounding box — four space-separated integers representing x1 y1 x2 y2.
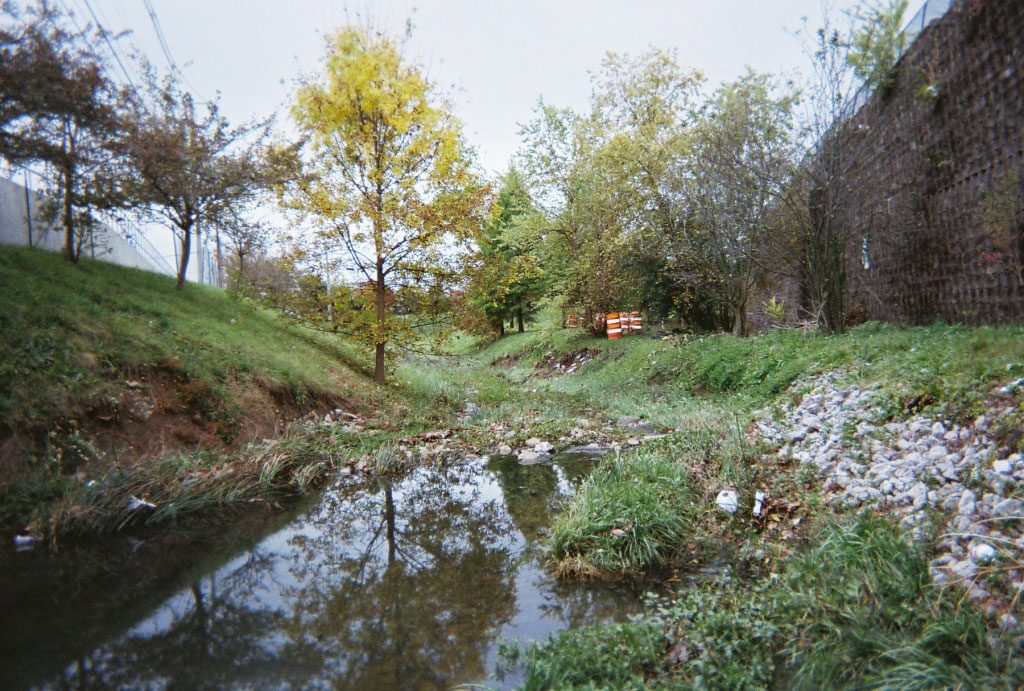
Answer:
498 619 664 690
548 449 691 577
775 517 1020 689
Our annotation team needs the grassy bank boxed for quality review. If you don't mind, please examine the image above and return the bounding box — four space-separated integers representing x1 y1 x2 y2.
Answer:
456 314 1023 688
506 518 1020 689
0 247 425 539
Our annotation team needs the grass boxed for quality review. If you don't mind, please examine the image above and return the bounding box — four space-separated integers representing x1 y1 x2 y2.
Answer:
0 247 431 537
775 517 1016 690
511 518 1023 689
13 419 369 542
468 317 1023 688
463 315 1024 427
499 619 665 690
0 246 379 431
548 447 692 578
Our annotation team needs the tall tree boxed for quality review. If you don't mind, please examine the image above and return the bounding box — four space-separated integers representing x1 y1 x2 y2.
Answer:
465 168 544 335
288 26 488 384
674 70 799 335
589 48 704 321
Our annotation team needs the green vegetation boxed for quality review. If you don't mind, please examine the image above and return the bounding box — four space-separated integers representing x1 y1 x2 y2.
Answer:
463 317 1023 688
9 419 360 542
500 620 664 690
0 246 414 537
776 518 1010 690
449 315 1023 429
548 448 691 577
509 519 1022 689
0 245 377 429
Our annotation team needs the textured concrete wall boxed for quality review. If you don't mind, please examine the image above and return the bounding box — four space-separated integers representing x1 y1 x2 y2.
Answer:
836 0 1024 324
0 177 160 273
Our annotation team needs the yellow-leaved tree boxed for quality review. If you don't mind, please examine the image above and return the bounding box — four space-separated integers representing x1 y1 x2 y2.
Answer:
288 27 488 384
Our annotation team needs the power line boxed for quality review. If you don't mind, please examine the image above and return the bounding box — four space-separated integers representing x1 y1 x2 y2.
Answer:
141 0 206 101
78 0 137 90
141 0 178 73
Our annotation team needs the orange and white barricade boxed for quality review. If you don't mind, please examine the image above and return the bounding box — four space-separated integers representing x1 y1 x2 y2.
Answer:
606 312 622 339
630 311 642 334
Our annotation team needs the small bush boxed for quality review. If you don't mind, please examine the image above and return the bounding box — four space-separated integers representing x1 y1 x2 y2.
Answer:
548 449 691 577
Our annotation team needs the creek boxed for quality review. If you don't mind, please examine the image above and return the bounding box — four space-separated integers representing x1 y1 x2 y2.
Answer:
4 452 641 689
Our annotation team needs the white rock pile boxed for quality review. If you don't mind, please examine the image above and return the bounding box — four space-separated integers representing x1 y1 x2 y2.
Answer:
759 373 1023 616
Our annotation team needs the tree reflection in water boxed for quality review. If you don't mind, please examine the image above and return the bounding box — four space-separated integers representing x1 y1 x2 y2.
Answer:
45 458 639 689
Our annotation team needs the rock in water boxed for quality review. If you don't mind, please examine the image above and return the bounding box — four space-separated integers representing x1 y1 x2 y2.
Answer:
517 449 549 465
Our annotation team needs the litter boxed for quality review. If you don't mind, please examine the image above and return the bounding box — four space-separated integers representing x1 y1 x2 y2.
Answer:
127 496 157 511
752 490 765 516
13 534 37 548
715 490 739 514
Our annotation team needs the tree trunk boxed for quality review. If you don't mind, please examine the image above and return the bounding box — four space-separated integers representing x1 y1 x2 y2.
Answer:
517 307 524 333
374 260 387 385
214 227 223 287
62 162 76 263
498 321 504 336
195 222 203 285
23 171 33 248
176 223 192 290
732 304 747 336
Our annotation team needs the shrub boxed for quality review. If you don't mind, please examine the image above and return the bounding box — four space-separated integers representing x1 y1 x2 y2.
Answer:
548 449 691 577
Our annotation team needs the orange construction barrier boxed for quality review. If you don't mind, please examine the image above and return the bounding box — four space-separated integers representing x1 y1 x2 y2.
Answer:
630 311 642 334
620 311 631 335
606 312 622 339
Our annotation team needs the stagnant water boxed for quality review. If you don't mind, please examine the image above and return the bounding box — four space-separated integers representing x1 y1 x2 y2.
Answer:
4 453 642 689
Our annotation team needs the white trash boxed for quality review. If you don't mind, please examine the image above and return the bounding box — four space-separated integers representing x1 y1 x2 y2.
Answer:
127 496 157 511
715 490 739 514
13 534 37 548
752 491 765 517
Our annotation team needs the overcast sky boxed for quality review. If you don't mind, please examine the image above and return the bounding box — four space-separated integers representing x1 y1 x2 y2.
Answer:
59 0 925 276
72 0 914 177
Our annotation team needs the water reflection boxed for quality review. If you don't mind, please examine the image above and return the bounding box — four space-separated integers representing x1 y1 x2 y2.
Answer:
41 457 639 689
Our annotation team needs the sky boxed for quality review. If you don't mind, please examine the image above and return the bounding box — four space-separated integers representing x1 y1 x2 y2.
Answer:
55 0 924 277
71 0 898 177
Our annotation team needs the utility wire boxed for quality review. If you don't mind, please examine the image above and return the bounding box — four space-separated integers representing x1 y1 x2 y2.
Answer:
78 0 137 90
141 0 208 101
141 0 177 72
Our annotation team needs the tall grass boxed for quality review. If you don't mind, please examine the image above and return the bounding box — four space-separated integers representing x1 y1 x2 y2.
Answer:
776 518 1018 689
548 448 692 577
14 420 353 541
520 518 1022 688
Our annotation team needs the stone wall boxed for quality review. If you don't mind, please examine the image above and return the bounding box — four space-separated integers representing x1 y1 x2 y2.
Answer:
836 0 1024 325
